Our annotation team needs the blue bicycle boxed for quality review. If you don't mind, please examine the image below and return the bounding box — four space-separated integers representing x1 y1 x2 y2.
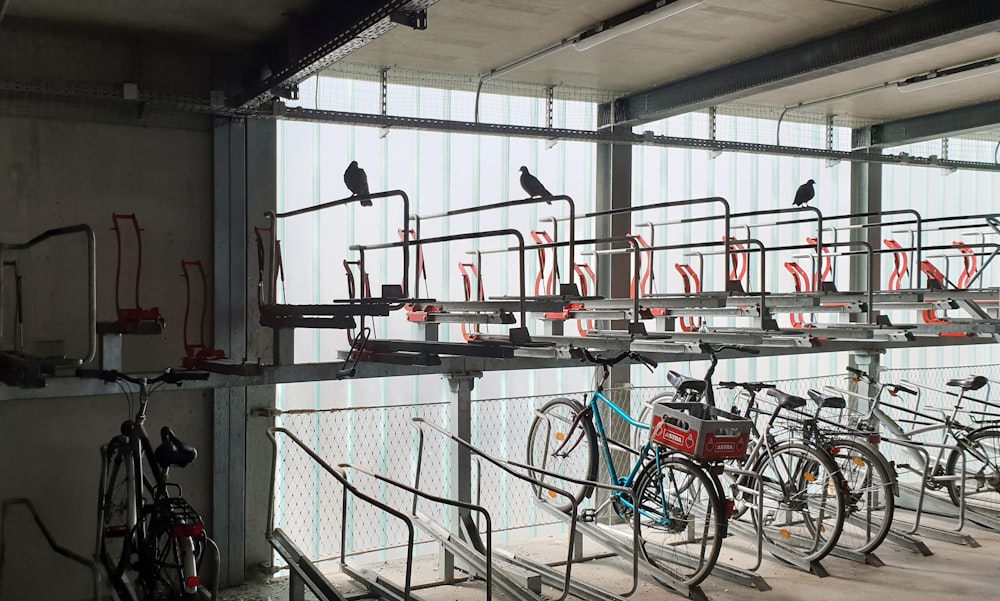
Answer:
525 350 727 586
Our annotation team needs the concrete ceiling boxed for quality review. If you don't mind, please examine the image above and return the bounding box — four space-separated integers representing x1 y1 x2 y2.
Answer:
3 0 998 135
2 0 315 47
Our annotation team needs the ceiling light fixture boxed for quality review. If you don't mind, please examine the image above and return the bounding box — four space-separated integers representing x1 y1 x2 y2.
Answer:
897 57 1000 93
573 0 704 52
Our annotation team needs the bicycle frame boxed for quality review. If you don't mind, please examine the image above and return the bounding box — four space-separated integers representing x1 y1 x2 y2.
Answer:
827 377 975 484
587 387 652 491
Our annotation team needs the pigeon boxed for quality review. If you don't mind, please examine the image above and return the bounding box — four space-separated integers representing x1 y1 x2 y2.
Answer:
344 161 372 207
519 166 552 204
792 179 815 207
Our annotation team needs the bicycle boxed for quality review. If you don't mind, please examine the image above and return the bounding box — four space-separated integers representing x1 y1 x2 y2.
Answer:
637 345 847 564
81 368 218 601
724 382 895 556
828 366 1000 513
524 349 727 587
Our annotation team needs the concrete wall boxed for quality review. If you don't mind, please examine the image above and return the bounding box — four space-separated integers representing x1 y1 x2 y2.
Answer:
0 26 216 601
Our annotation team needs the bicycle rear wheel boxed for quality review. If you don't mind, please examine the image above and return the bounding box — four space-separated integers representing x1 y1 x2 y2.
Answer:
99 437 137 579
946 426 1000 512
826 438 894 555
633 453 725 587
140 497 206 601
525 398 597 513
750 442 845 563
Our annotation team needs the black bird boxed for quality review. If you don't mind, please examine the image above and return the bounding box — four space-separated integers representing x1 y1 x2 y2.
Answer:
344 161 372 207
519 166 552 204
792 179 815 207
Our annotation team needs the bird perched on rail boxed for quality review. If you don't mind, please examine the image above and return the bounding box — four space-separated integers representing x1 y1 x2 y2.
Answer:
792 179 815 207
344 161 372 206
519 166 553 204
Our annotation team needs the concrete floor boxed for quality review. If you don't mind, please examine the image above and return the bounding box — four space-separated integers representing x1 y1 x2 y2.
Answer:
220 508 1000 601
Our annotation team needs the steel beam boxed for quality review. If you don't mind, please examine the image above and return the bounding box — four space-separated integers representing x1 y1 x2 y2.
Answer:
862 99 1000 148
279 106 1000 173
232 0 434 109
604 0 1000 126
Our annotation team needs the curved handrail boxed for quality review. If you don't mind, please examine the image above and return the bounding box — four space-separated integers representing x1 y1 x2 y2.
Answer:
265 427 417 598
263 189 411 300
0 224 97 365
411 416 642 600
416 195 578 291
352 229 529 332
0 497 99 601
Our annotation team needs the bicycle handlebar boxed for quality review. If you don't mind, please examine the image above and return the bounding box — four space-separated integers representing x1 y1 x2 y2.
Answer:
889 383 917 396
719 381 776 393
844 366 916 395
76 369 210 386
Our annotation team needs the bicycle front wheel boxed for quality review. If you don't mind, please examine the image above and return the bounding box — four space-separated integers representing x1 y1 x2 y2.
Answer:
750 442 846 563
946 426 1000 512
633 453 725 587
99 437 137 578
826 438 895 555
525 398 597 513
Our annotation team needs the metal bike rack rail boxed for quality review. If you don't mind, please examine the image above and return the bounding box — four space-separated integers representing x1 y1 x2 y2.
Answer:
259 190 412 326
414 195 579 295
266 427 419 601
0 497 100 601
352 228 531 343
0 224 97 368
411 417 662 601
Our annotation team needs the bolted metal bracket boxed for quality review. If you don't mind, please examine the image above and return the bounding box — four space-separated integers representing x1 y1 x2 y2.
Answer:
391 9 428 30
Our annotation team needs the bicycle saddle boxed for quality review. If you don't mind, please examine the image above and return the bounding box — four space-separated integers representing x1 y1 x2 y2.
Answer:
667 370 707 394
765 388 806 410
155 427 198 469
946 375 988 391
807 389 846 410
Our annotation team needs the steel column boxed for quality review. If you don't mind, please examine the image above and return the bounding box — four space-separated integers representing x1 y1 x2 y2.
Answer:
213 117 277 586
441 372 482 580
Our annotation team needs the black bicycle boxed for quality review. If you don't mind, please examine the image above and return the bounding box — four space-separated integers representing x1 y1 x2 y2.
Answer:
82 368 218 601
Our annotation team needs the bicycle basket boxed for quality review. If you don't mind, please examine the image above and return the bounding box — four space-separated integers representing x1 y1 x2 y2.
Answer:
650 402 752 460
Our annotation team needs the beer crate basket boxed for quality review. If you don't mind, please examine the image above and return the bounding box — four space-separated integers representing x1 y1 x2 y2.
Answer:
649 401 753 461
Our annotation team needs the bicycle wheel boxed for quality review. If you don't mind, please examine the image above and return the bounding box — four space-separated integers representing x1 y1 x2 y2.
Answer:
99 437 138 578
631 392 669 450
825 438 895 555
946 426 1000 512
749 442 845 562
525 398 597 513
632 453 725 587
140 497 205 601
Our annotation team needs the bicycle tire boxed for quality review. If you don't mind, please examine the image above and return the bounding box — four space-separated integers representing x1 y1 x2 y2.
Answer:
141 520 200 601
749 441 846 563
825 437 895 555
946 426 1000 512
99 438 137 579
632 452 725 587
525 398 597 513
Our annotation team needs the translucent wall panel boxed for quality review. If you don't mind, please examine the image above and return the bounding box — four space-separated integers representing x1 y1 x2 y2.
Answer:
630 116 853 388
277 80 599 413
881 150 1000 369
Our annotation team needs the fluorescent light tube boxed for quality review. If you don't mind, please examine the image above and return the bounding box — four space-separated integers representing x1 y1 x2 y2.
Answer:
573 0 704 52
897 60 1000 93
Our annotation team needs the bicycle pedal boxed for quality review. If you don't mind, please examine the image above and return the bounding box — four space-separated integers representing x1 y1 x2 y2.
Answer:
580 509 597 522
